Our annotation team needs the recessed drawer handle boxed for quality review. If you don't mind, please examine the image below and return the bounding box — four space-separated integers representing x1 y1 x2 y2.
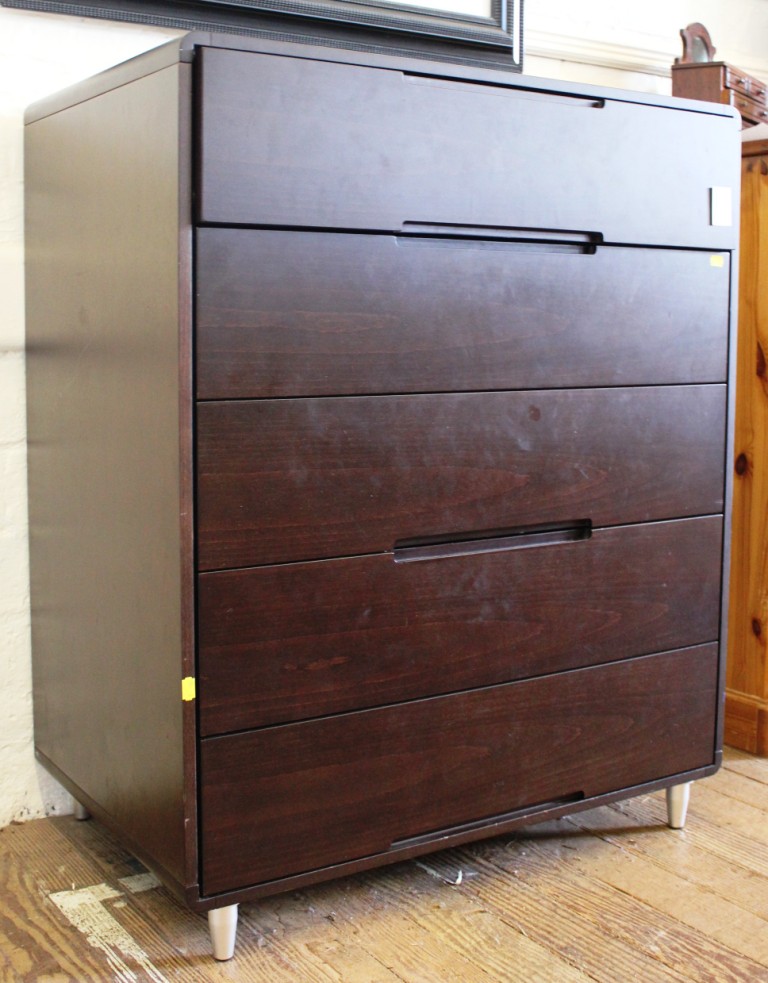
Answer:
393 520 592 563
403 72 605 109
399 222 601 252
391 792 586 851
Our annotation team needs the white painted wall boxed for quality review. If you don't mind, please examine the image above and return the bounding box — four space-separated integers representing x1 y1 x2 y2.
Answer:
525 0 768 92
2 2 767 827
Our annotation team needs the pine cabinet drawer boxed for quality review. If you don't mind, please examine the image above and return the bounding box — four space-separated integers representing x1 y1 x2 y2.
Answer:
196 232 729 400
199 644 719 895
198 516 722 734
197 47 738 248
196 385 726 571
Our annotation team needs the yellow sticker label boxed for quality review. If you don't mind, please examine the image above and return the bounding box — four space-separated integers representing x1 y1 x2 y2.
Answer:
181 676 196 702
710 254 725 268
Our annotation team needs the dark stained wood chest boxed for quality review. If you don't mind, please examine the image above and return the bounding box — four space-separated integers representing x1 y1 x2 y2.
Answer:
24 32 740 959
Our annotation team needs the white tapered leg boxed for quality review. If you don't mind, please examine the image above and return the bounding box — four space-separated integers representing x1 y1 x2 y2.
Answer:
666 781 692 829
208 904 238 961
73 801 90 821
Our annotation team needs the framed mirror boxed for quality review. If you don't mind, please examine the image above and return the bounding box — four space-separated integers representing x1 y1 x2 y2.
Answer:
676 23 716 65
0 0 523 70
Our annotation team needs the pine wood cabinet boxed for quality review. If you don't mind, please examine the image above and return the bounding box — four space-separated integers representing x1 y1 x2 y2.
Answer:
726 139 768 753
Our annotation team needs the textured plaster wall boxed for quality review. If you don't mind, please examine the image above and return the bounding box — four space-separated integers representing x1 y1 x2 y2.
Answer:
2 1 768 827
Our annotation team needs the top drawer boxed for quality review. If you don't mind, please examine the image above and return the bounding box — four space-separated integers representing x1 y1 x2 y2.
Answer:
725 66 768 102
197 47 739 249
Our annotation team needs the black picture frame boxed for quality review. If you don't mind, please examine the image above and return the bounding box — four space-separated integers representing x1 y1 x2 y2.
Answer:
1 0 523 70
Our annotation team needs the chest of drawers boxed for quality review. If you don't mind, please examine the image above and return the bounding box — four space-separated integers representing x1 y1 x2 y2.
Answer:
25 32 739 960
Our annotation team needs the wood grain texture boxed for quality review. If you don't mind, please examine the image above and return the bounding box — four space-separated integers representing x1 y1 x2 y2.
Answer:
196 231 729 399
725 692 768 755
568 790 768 925
339 861 589 982
458 814 768 981
370 862 692 983
199 645 719 895
4 748 768 981
198 516 722 733
744 139 768 159
672 62 730 104
724 745 768 783
197 46 740 249
197 385 726 570
726 149 768 755
25 66 191 888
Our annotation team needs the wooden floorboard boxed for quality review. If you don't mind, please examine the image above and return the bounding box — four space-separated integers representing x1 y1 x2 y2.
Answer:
2 748 768 982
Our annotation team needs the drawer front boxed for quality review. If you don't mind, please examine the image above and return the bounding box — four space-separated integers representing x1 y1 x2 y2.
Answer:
200 644 719 894
198 516 722 735
196 232 729 399
725 66 767 101
725 66 750 95
750 78 768 101
196 386 726 570
197 48 738 249
732 91 768 125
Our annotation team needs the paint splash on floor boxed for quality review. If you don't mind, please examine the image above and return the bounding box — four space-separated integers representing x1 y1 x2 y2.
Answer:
49 881 168 982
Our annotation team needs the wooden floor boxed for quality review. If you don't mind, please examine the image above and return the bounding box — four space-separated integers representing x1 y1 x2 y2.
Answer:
2 749 768 982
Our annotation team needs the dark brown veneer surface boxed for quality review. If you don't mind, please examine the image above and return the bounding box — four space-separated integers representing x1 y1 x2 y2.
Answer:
198 45 737 248
24 31 737 922
200 645 719 894
198 517 722 733
197 386 726 570
196 231 729 399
